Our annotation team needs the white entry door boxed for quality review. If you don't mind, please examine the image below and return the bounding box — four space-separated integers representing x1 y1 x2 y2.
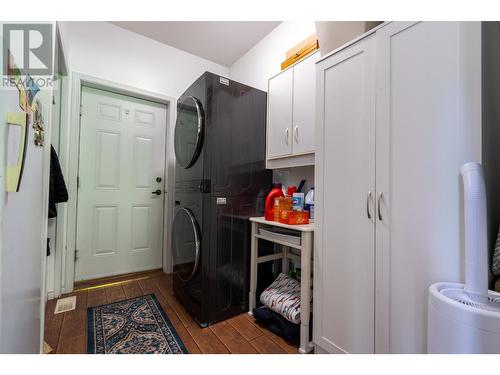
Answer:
75 86 166 281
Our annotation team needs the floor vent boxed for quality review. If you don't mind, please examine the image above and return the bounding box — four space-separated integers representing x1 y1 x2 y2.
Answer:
54 296 77 314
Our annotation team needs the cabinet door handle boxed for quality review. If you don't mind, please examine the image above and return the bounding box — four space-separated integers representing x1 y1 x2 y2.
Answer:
294 126 299 143
285 128 290 145
377 192 383 221
366 190 372 220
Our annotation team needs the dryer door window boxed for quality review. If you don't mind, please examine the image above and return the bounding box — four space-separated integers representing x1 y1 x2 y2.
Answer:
174 96 204 169
172 207 201 282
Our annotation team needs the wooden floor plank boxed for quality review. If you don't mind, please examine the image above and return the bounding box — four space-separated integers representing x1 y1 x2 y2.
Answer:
75 291 89 311
122 281 143 299
57 335 86 354
137 277 159 295
44 298 64 351
58 308 87 343
186 324 230 354
210 321 258 354
105 285 126 303
56 292 88 354
249 335 286 354
227 314 264 341
155 273 173 292
87 288 107 307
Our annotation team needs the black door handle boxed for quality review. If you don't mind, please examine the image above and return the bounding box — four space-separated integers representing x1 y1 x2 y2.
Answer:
152 189 162 195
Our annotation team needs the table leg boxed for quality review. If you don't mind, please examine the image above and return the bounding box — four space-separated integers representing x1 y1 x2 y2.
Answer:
282 246 289 275
248 222 258 315
299 231 313 354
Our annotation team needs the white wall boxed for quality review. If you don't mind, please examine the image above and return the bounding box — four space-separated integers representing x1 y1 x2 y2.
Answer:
273 166 315 194
229 22 316 91
0 22 56 353
58 22 229 98
229 22 317 189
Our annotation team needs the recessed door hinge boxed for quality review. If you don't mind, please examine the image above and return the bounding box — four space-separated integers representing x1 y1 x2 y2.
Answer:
79 104 83 117
74 249 79 262
77 176 80 189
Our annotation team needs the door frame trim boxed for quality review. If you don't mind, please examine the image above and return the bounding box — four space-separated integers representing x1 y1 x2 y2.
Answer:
57 72 176 294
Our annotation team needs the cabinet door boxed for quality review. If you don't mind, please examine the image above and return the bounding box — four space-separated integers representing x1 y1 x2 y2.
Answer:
267 68 293 158
292 52 318 154
375 21 481 353
314 35 376 354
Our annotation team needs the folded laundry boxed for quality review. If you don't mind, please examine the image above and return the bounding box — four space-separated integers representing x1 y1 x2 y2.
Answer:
260 273 301 324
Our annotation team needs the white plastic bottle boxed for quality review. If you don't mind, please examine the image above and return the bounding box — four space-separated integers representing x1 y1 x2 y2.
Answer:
305 187 314 220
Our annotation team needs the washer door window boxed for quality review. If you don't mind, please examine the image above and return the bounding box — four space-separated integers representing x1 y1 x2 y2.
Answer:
174 96 204 169
172 207 201 282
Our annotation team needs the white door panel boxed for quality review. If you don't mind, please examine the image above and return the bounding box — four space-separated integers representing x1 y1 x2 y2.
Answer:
375 21 464 353
267 69 293 158
314 36 376 354
76 87 166 281
293 53 317 154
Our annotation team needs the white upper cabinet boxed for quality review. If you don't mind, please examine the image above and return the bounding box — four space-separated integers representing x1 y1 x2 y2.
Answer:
267 52 318 168
292 53 316 154
267 68 293 159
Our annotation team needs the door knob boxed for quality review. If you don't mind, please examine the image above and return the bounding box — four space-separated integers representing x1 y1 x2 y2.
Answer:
152 189 162 196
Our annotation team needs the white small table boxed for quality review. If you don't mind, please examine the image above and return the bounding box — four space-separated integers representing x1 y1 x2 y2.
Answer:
248 216 314 354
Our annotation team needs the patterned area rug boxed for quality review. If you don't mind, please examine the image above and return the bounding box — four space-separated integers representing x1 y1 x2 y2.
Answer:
87 294 188 354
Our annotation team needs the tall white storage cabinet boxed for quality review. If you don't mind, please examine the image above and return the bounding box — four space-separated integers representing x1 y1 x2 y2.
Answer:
314 34 377 354
314 22 482 354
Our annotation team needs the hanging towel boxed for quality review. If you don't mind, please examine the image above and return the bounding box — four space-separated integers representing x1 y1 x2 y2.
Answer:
48 145 68 218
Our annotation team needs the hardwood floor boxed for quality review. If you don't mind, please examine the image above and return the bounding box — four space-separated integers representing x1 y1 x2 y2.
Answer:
44 273 299 354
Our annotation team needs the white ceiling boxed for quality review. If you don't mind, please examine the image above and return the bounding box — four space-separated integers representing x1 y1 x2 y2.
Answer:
110 21 281 67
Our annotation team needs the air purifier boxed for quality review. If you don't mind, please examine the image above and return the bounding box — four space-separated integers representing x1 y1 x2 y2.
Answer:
428 162 500 353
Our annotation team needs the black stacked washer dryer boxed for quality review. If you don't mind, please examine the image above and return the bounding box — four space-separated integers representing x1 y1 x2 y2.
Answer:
172 72 272 327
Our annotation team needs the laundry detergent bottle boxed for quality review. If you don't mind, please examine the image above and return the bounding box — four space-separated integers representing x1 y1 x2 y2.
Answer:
265 183 284 221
